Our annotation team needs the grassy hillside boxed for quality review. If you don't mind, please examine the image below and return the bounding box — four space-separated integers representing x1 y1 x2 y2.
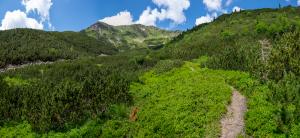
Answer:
0 29 117 68
156 6 300 137
128 61 233 137
83 22 179 50
0 60 248 137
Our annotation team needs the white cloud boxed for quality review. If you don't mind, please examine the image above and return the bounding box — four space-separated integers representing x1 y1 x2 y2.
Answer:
0 0 53 30
152 0 190 23
225 0 233 6
136 7 163 26
100 0 190 27
0 10 43 30
232 6 242 12
298 0 300 6
136 0 190 26
195 13 217 25
196 0 237 26
100 11 134 26
203 0 222 11
22 0 53 22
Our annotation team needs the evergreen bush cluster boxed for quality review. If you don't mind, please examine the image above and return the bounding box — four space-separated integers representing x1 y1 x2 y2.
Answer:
0 29 117 68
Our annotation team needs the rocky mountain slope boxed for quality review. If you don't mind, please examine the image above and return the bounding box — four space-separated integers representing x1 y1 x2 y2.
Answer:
83 22 180 50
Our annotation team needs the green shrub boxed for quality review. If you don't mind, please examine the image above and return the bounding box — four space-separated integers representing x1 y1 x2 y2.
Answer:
255 21 268 34
221 30 235 40
267 31 300 81
290 123 300 138
153 59 183 74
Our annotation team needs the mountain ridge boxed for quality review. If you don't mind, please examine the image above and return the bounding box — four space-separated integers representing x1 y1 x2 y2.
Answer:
83 21 180 50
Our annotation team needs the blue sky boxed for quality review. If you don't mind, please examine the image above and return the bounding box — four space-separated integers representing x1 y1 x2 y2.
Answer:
0 0 299 31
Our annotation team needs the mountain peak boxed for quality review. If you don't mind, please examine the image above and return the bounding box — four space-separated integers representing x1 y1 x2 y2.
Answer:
84 21 180 50
88 21 115 31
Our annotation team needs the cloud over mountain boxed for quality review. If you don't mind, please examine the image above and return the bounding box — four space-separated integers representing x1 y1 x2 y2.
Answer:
232 6 242 12
100 0 190 27
100 11 134 26
195 0 243 25
195 12 217 25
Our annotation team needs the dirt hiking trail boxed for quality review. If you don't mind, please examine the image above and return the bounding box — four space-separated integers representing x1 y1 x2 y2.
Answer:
221 89 247 138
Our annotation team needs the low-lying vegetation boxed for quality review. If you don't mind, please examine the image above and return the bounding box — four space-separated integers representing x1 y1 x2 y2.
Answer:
128 62 233 137
0 61 248 137
0 53 156 133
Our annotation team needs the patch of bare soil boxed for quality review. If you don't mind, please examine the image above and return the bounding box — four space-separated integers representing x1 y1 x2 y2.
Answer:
130 107 139 121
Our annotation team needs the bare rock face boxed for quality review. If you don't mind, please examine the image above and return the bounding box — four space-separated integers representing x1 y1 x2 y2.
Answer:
88 21 116 32
83 21 180 50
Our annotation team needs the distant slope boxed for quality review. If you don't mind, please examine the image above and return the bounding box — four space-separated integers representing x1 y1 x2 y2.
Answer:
82 22 180 50
0 28 117 68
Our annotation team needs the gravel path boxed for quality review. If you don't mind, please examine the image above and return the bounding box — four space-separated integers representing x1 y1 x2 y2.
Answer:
221 89 247 138
0 61 60 73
